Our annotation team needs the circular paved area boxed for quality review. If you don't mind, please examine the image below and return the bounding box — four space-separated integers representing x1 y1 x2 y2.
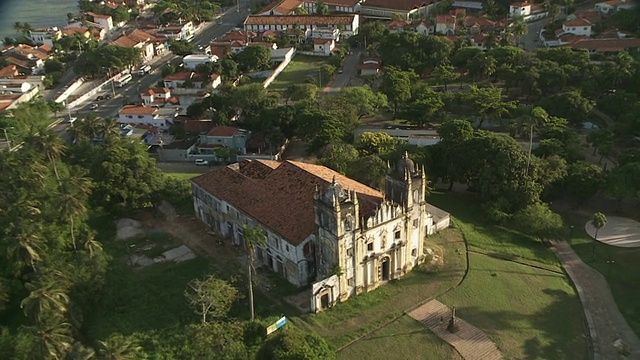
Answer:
584 216 640 248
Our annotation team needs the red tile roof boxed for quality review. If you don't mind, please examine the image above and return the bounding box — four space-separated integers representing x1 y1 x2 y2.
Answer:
322 0 361 6
163 71 204 82
245 14 356 26
208 44 229 58
220 30 257 42
362 0 430 11
313 38 333 45
112 35 138 47
191 160 383 244
567 38 640 52
119 105 156 115
259 0 304 14
128 29 157 43
436 14 456 24
206 126 240 137
0 65 18 78
180 119 215 133
563 17 592 27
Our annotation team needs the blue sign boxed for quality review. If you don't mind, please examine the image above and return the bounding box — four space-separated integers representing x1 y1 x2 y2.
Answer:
266 316 287 335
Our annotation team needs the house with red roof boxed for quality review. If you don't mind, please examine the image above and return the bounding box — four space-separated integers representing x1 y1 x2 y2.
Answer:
562 17 593 37
360 0 433 20
118 105 178 129
509 1 548 21
191 155 448 311
313 38 335 56
258 0 305 15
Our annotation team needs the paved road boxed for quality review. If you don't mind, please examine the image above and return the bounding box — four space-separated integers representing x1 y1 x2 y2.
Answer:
523 19 549 51
324 50 362 93
551 241 640 360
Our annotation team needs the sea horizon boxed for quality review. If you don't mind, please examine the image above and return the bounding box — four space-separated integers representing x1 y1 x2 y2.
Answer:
0 0 78 43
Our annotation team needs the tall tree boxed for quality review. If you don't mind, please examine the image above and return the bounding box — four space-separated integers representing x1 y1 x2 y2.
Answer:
519 106 549 176
26 129 66 183
20 280 70 323
6 225 46 273
337 86 387 119
28 317 74 359
98 334 145 360
242 225 266 322
59 175 93 251
432 62 459 91
185 276 239 324
591 212 607 242
380 66 415 116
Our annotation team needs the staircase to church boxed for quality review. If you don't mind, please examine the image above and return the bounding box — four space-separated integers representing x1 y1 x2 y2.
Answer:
408 300 503 360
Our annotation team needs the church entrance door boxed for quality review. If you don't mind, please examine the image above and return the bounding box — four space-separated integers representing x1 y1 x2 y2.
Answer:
381 257 390 281
320 293 330 309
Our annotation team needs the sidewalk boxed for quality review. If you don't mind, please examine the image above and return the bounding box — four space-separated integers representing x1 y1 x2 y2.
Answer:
551 241 640 360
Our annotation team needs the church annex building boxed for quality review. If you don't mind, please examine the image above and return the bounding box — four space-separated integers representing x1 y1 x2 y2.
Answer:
191 157 450 312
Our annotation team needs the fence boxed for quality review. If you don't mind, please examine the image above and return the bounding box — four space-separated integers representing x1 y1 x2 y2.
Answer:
262 49 296 88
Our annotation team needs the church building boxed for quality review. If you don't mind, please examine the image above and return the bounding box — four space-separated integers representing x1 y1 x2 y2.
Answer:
190 156 449 312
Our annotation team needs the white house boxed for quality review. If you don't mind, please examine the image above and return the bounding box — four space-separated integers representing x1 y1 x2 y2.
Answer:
156 21 195 41
509 1 548 21
313 38 335 56
562 17 593 36
359 58 382 76
183 54 219 70
86 12 114 31
190 157 449 311
244 14 359 38
435 14 457 35
111 30 156 63
140 87 171 105
595 0 636 13
302 0 363 13
30 27 61 47
163 71 221 90
117 105 178 129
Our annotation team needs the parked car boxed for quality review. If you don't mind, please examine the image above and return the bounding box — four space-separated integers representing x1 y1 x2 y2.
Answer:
90 103 99 109
195 159 208 166
337 69 343 74
103 93 112 100
95 95 104 101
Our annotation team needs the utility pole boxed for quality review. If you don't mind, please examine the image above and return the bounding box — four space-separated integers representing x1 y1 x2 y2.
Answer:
237 0 240 12
0 127 12 150
108 68 116 97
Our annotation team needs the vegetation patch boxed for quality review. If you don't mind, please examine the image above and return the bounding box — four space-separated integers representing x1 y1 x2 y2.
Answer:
270 55 329 92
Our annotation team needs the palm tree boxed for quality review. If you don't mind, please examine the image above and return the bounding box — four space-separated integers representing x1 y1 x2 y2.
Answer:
13 22 23 34
520 106 549 176
83 235 103 258
67 342 96 360
7 225 45 272
98 334 144 360
98 117 121 140
21 22 34 37
242 225 266 321
20 280 70 323
59 180 91 251
30 317 74 360
26 129 66 183
510 16 528 47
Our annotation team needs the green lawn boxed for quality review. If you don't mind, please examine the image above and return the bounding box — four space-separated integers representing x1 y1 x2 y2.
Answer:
165 172 200 180
439 253 588 359
564 213 640 336
429 192 561 266
269 55 328 92
295 228 466 350
337 315 463 360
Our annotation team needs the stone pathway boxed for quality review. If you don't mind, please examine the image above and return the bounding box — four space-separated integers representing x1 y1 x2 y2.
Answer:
408 300 503 360
584 216 640 248
551 240 640 360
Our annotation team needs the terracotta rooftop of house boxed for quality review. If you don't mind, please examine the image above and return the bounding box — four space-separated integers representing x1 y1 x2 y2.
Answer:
248 42 276 48
163 71 203 81
220 30 257 42
142 87 170 95
436 14 456 24
119 105 156 115
208 44 229 58
181 119 216 133
563 17 592 27
510 1 532 7
191 160 383 244
361 0 430 11
574 9 601 24
112 35 138 47
464 15 495 28
387 20 411 30
321 0 362 6
0 65 18 78
128 29 157 43
313 38 333 45
86 11 111 19
61 27 89 36
259 0 304 14
567 38 640 52
245 14 357 26
206 126 241 137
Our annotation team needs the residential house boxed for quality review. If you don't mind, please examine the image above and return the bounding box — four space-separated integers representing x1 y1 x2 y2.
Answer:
229 41 246 54
562 17 593 37
435 14 457 35
196 126 251 159
219 30 258 43
463 15 497 34
313 38 335 56
118 105 178 129
595 0 636 14
191 156 449 311
387 20 412 33
128 29 166 57
112 30 155 63
86 12 114 31
244 14 359 38
1 45 49 74
0 65 19 78
140 87 172 105
565 38 640 54
183 54 219 70
30 27 61 47
509 1 548 21
156 21 195 41
258 0 304 15
360 0 432 20
208 44 231 59
302 0 363 13
61 26 106 41
359 58 382 76
414 20 433 35
163 71 221 90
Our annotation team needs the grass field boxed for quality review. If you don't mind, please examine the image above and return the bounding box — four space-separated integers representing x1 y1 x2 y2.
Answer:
165 172 199 180
295 228 466 351
439 253 588 359
563 213 640 336
269 55 329 92
337 315 463 360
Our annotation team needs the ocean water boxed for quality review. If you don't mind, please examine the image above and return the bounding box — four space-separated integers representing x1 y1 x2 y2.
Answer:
0 0 77 42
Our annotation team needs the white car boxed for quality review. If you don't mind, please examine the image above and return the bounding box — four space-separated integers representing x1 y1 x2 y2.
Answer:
195 159 208 166
90 103 99 109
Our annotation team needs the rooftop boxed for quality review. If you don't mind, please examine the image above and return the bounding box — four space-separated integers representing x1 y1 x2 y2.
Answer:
206 126 242 137
259 0 304 14
244 14 357 26
563 17 592 27
119 105 156 115
191 160 383 244
361 0 430 11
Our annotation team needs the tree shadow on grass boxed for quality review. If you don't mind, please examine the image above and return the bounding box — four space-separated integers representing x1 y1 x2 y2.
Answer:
450 288 588 360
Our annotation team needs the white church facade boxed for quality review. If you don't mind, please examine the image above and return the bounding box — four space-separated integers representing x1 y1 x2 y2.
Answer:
191 156 449 312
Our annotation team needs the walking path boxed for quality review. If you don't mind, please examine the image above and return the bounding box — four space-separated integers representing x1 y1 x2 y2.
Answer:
408 300 502 360
551 240 640 360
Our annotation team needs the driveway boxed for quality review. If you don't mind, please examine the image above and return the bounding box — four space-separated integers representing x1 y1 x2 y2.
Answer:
323 50 361 93
523 19 548 51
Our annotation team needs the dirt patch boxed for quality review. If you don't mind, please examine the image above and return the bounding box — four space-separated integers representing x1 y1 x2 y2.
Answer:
115 218 144 240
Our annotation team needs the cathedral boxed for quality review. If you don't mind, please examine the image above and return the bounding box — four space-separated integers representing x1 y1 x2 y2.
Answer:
190 154 449 313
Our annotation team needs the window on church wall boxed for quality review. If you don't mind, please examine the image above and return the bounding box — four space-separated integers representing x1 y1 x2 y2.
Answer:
347 277 354 287
346 247 353 256
367 242 373 251
395 231 401 239
412 248 417 257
